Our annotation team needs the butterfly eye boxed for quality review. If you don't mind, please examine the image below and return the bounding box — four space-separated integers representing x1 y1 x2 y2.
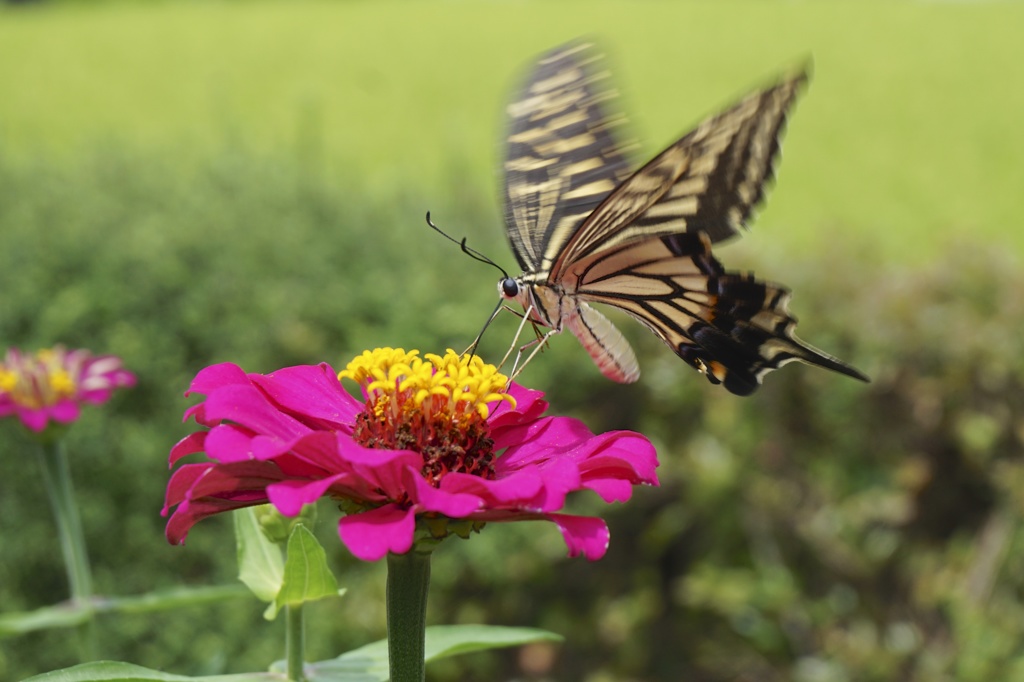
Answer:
500 278 520 299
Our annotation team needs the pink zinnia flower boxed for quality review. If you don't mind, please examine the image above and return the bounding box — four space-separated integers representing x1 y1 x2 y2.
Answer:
163 348 658 561
0 346 136 433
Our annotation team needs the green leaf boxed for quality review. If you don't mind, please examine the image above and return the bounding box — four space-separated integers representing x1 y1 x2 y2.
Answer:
0 586 248 638
20 661 281 682
273 524 342 612
0 603 90 637
234 506 284 604
422 624 563 661
291 624 563 681
100 585 251 615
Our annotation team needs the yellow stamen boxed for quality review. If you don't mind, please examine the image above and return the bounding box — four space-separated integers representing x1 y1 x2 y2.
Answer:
343 348 510 486
339 347 516 420
49 369 76 397
0 369 17 393
0 347 84 409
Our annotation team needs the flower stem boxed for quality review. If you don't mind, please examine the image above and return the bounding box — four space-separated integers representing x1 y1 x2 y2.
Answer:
386 551 431 682
34 439 97 658
285 602 305 682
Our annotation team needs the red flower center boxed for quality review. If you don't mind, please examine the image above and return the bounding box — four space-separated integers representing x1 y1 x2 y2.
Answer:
340 348 514 486
352 408 495 485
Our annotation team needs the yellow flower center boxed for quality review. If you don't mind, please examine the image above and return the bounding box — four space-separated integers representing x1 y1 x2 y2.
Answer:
0 369 17 393
49 369 76 396
0 348 79 409
339 348 516 486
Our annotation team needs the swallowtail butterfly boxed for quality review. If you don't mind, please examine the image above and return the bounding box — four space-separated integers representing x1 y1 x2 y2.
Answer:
497 41 867 395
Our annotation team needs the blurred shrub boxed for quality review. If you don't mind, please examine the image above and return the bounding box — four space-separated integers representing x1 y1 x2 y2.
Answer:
0 144 495 678
0 146 1022 682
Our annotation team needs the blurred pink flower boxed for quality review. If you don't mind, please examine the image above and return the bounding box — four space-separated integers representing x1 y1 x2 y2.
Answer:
163 348 658 561
0 346 136 433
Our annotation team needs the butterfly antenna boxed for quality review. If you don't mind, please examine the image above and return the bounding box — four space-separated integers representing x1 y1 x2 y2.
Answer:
426 212 514 361
425 212 509 279
461 298 506 360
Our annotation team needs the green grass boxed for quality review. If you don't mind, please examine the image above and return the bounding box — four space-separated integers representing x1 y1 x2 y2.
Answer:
1 0 1022 264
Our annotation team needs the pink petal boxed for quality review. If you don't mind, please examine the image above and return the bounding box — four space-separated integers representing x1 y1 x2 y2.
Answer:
272 434 392 504
276 441 385 501
187 363 249 396
203 384 311 442
251 434 302 461
440 468 544 507
519 457 580 512
162 461 286 542
267 474 347 516
252 364 361 430
276 431 346 474
169 431 208 466
488 383 548 431
183 402 209 425
162 463 215 512
336 440 422 499
189 461 286 497
204 423 260 463
78 388 114 405
495 416 594 468
575 432 660 490
17 407 49 432
166 496 262 545
405 470 482 517
164 461 282 511
445 458 577 512
581 478 637 503
547 514 610 560
338 504 415 561
50 400 82 425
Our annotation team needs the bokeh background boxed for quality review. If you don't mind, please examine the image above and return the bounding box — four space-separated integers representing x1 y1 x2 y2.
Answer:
2 1 1023 680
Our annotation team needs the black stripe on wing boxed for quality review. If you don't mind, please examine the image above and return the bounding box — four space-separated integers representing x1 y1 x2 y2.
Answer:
550 70 808 280
503 41 634 274
565 233 868 395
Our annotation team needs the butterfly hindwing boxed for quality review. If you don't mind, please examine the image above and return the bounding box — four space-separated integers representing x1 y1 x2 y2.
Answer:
503 42 634 275
563 233 866 394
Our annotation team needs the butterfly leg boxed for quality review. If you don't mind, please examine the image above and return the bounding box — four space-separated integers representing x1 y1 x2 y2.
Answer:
507 327 558 385
497 303 537 370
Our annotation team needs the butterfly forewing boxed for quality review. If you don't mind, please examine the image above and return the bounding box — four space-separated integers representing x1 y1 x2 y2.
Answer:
503 42 634 275
550 71 808 280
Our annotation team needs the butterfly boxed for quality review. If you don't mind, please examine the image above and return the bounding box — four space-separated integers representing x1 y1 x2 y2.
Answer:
496 41 868 395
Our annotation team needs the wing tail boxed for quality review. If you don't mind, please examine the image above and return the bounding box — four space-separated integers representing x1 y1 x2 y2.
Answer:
695 274 869 393
684 284 868 393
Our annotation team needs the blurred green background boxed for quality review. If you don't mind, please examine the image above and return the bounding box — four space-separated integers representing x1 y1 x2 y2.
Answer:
1 1 1022 680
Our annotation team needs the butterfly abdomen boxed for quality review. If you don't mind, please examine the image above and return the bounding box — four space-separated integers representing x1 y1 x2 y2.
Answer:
564 303 641 383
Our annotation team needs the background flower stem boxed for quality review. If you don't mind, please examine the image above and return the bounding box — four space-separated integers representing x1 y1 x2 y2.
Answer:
386 550 431 682
285 602 305 681
34 439 97 659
